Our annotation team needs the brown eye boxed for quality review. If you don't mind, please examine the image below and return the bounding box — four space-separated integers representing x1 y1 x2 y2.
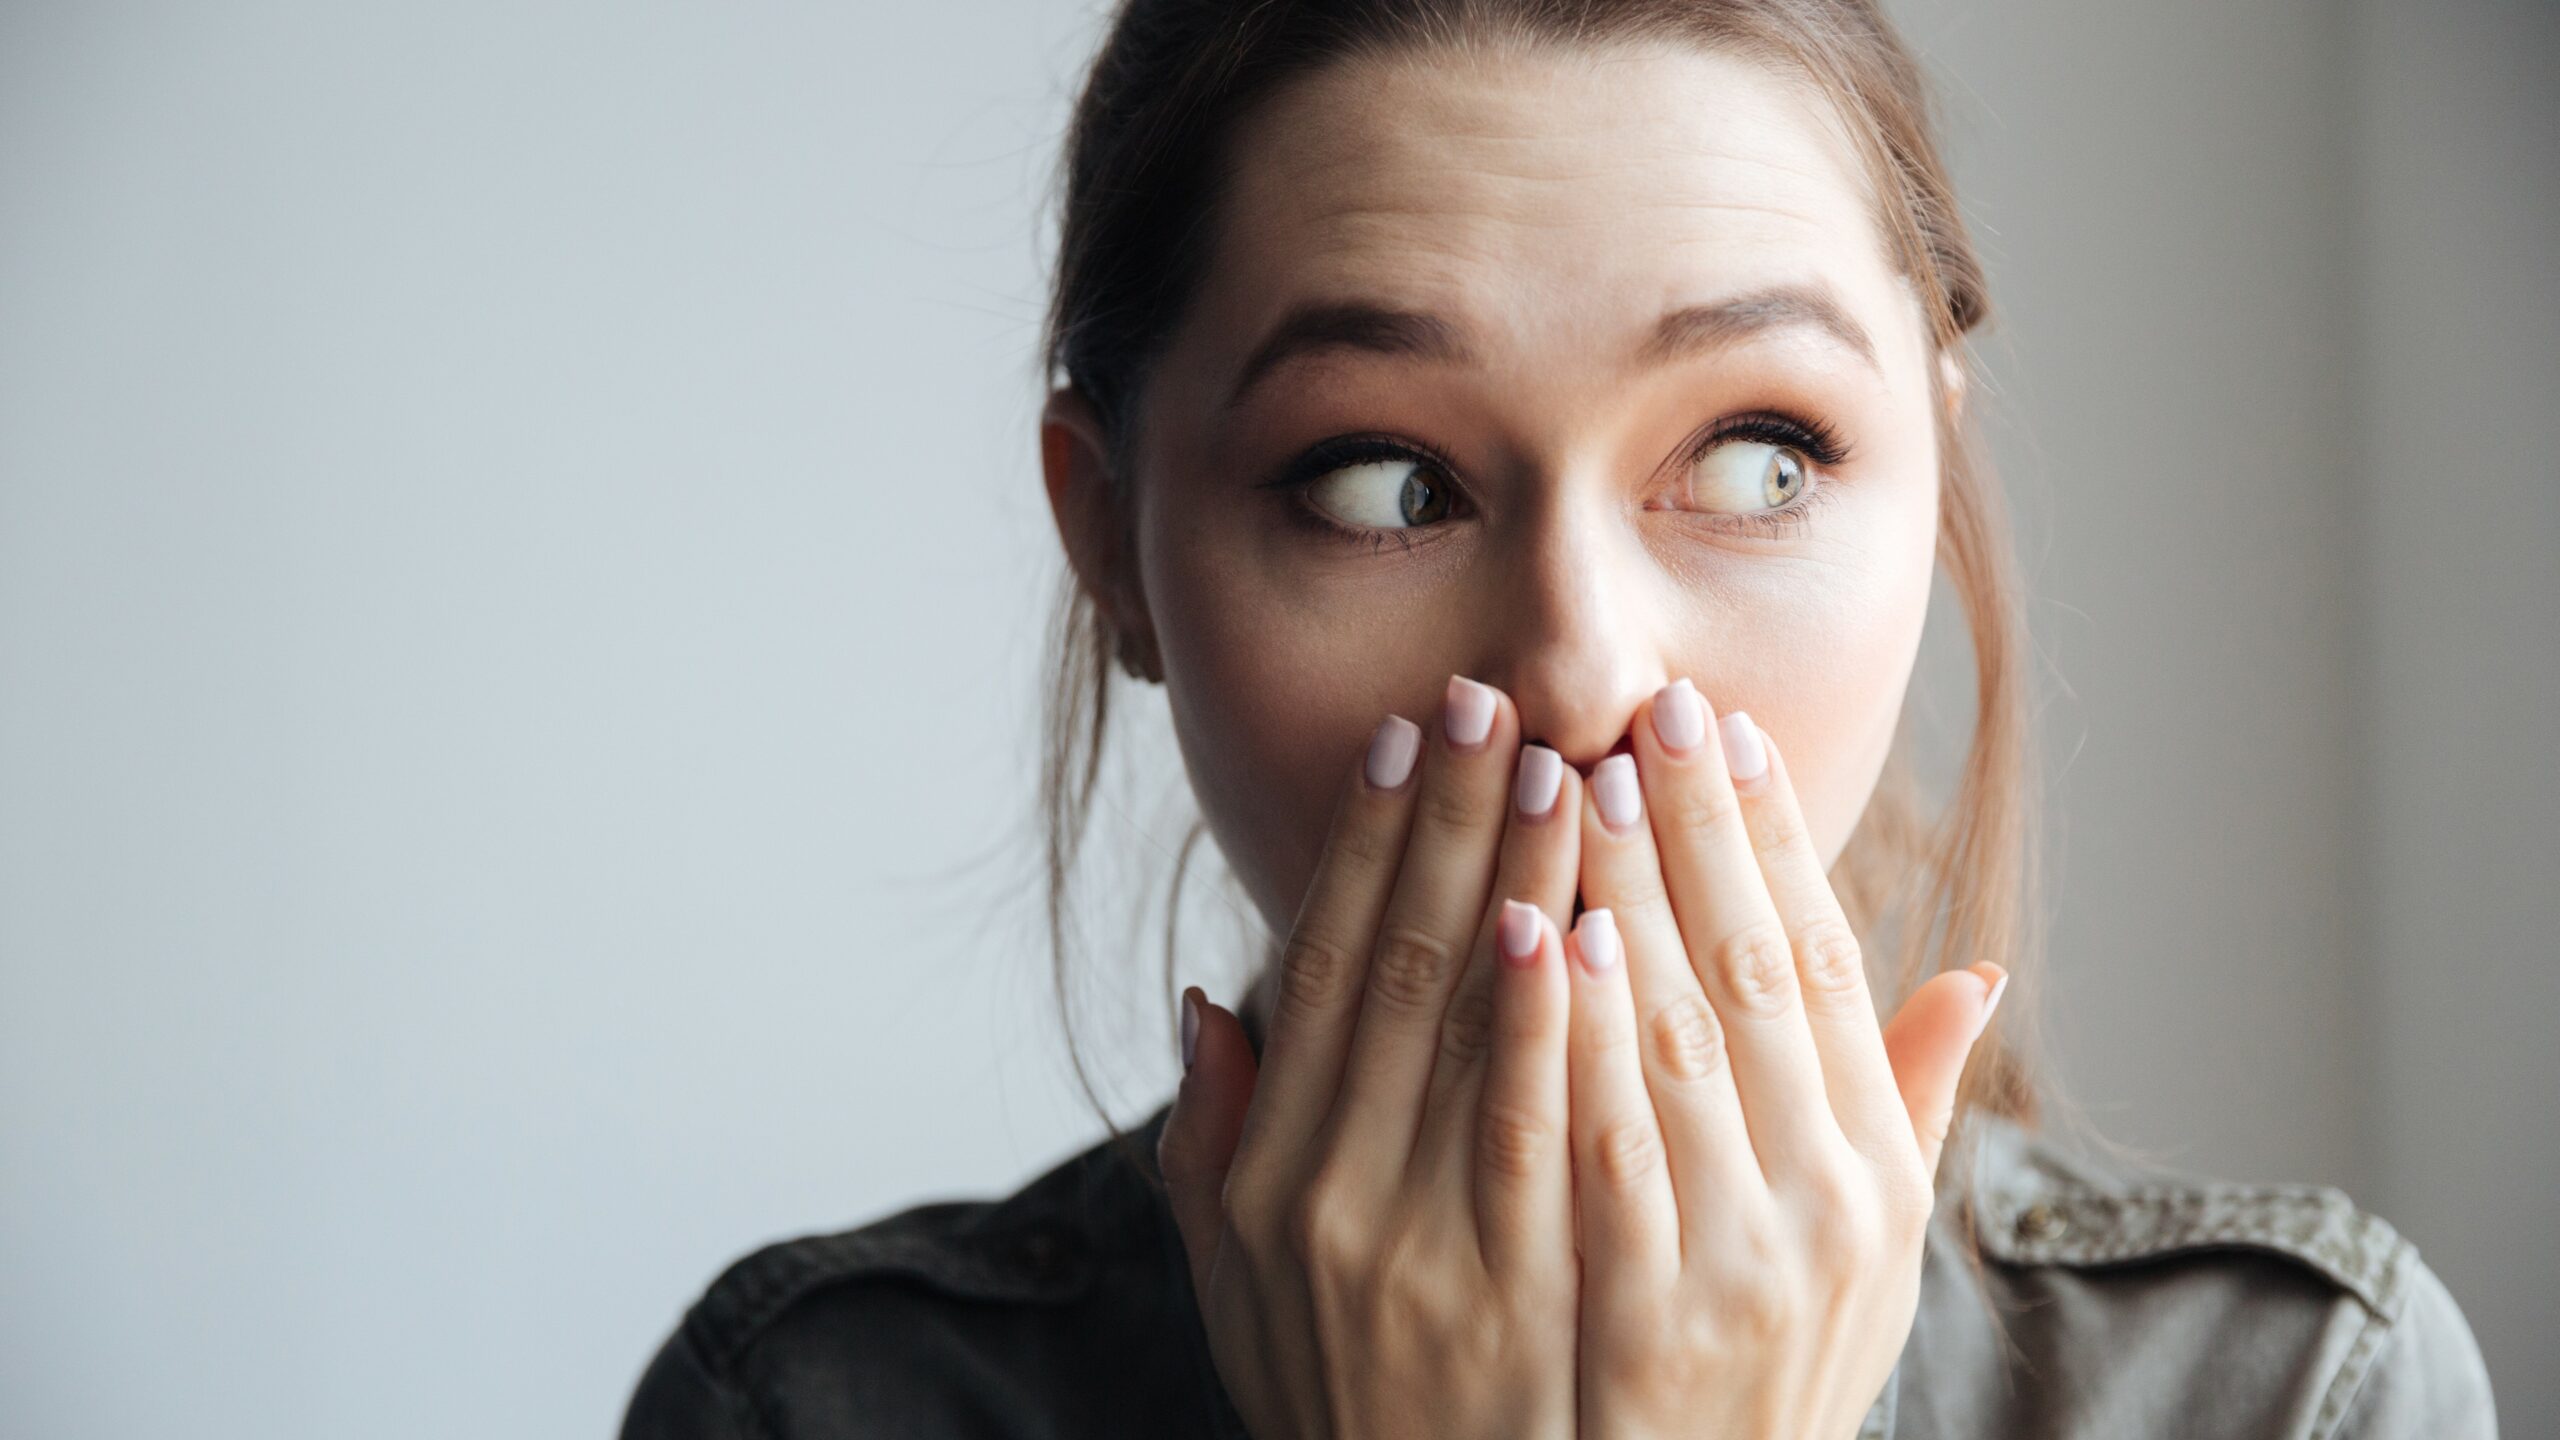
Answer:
1305 458 1451 529
1681 438 1807 514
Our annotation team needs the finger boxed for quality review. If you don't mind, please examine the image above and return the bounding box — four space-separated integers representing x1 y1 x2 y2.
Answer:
1231 713 1424 1184
1625 680 1839 1182
1726 720 1910 1171
1573 747 1761 1244
1157 988 1259 1305
1471 904 1573 1277
1565 909 1682 1277
1412 744 1580 1201
1880 962 2007 1181
1325 675 1519 1190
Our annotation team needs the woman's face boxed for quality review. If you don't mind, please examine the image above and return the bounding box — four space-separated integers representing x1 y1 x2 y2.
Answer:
1057 40 1952 944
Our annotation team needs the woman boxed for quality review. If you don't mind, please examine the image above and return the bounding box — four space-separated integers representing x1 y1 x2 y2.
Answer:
621 1 2497 1436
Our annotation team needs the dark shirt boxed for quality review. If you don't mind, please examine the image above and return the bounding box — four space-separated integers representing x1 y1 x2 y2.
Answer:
619 1099 2497 1438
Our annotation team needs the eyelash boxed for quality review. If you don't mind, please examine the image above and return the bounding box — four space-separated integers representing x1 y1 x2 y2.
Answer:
1256 409 1853 556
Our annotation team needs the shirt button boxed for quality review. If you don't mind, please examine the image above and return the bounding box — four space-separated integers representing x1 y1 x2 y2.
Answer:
2015 1201 2067 1241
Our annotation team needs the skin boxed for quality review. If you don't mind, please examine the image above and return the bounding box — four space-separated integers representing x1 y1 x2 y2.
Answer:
1055 39 1959 1003
1041 36 2000 1440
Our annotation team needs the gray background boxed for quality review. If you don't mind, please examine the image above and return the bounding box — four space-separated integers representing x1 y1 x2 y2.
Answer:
2 0 2551 1435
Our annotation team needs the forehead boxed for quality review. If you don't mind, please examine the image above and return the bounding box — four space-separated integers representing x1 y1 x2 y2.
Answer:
1193 39 1914 379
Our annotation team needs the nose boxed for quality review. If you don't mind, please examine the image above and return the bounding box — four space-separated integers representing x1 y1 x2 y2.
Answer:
1472 492 1667 777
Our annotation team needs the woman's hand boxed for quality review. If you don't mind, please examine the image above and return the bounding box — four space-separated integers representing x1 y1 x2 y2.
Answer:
1156 676 1588 1440
1564 678 2005 1440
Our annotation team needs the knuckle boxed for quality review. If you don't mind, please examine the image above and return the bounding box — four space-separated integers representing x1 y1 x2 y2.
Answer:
1724 1267 1797 1342
1327 810 1402 874
1286 1185 1358 1270
1753 801 1819 869
1610 873 1676 930
1802 1159 1873 1236
1416 776 1495 840
1705 922 1799 1019
1591 1116 1666 1191
1832 1161 1880 1217
1277 931 1361 1020
1646 991 1728 1084
1437 980 1496 1068
1588 1011 1645 1070
1662 779 1743 838
1794 919 1870 1002
1368 923 1461 1013
1476 1097 1555 1180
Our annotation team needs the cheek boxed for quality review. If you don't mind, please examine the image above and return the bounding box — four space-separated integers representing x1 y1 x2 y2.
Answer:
1132 457 1937 922
1697 521 1934 868
1141 506 1431 936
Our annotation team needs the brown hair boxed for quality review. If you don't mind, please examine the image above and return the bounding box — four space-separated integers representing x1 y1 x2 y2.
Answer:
1032 0 2060 1238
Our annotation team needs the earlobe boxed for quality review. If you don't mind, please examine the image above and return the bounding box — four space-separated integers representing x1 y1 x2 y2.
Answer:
1039 385 1163 682
1936 348 1969 423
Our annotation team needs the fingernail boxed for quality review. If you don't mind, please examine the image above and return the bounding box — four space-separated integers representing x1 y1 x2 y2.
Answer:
1652 678 1708 754
1593 752 1642 832
1180 988 1200 1071
1573 908 1621 975
1977 965 2009 1035
1366 714 1421 791
1719 710 1767 784
1443 675 1495 750
1514 744 1563 818
1499 899 1542 966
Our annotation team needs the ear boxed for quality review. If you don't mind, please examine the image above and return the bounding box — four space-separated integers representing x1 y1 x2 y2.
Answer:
1040 385 1158 674
1936 347 1970 423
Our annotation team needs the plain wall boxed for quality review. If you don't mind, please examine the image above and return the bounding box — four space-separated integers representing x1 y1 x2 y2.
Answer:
1 1 2549 1435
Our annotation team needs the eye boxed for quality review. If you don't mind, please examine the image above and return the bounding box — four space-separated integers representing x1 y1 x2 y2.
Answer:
1305 455 1454 530
1681 436 1809 515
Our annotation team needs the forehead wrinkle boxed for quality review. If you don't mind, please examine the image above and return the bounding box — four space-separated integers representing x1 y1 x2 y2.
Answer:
1242 124 1867 271
1187 42 1916 419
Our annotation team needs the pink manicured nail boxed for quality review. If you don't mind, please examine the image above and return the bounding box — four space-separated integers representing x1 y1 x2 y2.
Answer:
1180 989 1200 1071
1719 710 1768 784
1652 678 1708 754
1515 745 1563 818
1366 715 1421 790
1443 675 1495 750
1573 908 1622 975
1593 753 1642 832
1498 899 1542 966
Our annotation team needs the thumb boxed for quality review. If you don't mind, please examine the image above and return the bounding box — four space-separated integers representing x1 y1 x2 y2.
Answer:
1878 962 2007 1181
1156 986 1257 1305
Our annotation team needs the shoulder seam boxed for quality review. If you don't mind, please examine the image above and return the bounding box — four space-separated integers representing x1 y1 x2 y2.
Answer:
643 1314 779 1440
1975 1178 2415 1318
2309 1280 2401 1440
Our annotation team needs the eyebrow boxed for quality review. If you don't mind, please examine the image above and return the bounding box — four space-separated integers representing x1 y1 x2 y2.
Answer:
1220 282 1882 415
